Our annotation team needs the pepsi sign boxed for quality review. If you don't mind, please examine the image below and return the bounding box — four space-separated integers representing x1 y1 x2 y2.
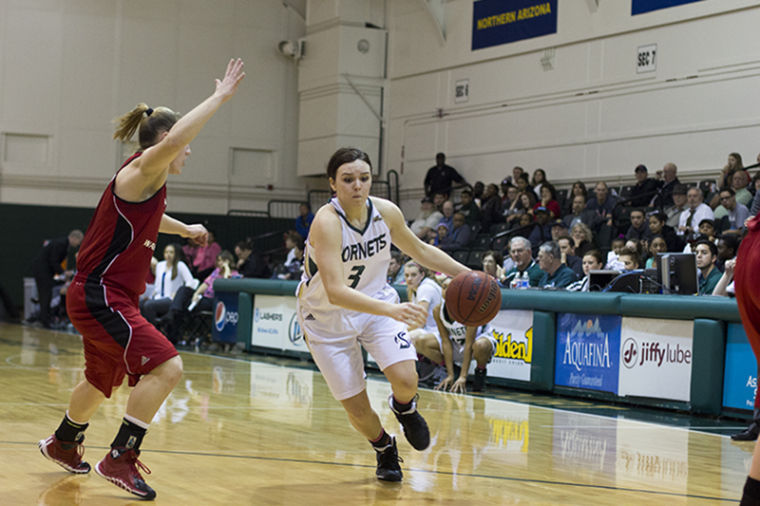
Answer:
213 292 239 344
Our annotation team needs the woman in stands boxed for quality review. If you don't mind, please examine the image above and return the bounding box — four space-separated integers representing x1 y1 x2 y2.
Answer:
140 243 196 327
38 58 245 500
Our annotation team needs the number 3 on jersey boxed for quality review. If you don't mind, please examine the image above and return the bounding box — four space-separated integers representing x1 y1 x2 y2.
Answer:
348 265 366 288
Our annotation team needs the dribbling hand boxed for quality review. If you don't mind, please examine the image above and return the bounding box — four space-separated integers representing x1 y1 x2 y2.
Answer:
394 302 427 329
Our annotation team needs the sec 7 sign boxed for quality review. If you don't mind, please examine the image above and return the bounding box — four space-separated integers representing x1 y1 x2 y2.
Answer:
637 44 657 73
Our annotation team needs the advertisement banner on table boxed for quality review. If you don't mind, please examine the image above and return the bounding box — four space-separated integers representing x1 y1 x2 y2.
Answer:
723 323 757 410
632 0 703 16
618 318 693 402
212 291 239 343
488 309 533 382
251 295 307 353
555 314 622 394
472 0 557 51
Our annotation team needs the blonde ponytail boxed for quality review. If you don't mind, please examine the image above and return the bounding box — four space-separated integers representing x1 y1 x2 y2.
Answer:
113 103 150 143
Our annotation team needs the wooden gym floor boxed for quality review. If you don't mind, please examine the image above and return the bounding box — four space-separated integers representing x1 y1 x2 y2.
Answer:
0 323 748 504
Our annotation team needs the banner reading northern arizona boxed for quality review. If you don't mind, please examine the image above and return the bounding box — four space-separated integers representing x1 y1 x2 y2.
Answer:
723 323 757 411
251 295 307 354
472 0 557 51
618 317 693 402
632 0 703 16
488 309 533 382
555 314 621 394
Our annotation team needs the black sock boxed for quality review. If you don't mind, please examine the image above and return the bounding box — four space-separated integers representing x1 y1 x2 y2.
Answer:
54 413 88 444
111 418 148 450
742 476 760 506
392 396 413 413
369 429 392 451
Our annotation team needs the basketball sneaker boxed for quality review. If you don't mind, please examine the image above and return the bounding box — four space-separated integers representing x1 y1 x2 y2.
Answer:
388 394 430 451
38 434 91 474
472 368 487 392
95 447 156 500
375 436 403 482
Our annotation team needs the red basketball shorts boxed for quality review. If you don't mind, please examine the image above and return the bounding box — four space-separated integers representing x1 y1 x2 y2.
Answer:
735 217 760 360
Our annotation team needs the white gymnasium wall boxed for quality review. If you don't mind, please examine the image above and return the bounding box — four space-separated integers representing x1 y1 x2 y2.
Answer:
0 0 306 214
384 0 760 216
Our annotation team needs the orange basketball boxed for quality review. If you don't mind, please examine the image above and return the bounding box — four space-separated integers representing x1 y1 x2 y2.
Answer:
445 271 502 326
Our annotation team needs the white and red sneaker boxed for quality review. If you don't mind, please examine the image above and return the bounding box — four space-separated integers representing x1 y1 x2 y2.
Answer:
95 447 156 500
38 434 91 474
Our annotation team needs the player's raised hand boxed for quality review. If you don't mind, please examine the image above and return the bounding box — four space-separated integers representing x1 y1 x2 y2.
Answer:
215 58 245 102
394 302 427 329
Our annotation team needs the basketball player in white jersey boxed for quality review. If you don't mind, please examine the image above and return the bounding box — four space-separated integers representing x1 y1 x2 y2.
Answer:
412 276 497 393
403 261 442 341
297 148 470 482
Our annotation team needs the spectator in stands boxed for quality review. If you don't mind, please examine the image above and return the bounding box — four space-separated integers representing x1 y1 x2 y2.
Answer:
715 187 750 234
387 251 405 285
537 241 577 289
605 238 626 271
550 220 568 242
183 229 221 280
457 188 481 227
438 200 455 229
563 194 602 232
431 223 449 247
665 184 689 228
501 236 543 287
713 258 736 297
618 248 641 271
140 243 196 327
506 191 536 227
439 212 472 251
695 239 721 295
410 197 443 240
567 249 605 292
751 175 760 216
535 183 561 219
653 162 680 209
31 229 83 329
531 168 547 199
556 235 583 277
273 233 305 280
570 222 595 259
512 166 525 186
626 164 659 207
235 239 270 278
625 208 649 241
515 173 533 196
716 235 739 272
528 207 553 254
562 181 588 216
480 250 504 282
500 184 519 218
499 179 513 207
479 183 503 232
295 202 314 240
718 151 743 189
731 169 754 207
644 236 668 268
678 187 714 238
586 182 618 227
472 181 485 206
645 210 681 252
424 152 466 197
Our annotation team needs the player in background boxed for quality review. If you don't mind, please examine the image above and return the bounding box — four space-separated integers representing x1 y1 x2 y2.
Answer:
297 148 469 483
411 276 497 393
38 58 245 500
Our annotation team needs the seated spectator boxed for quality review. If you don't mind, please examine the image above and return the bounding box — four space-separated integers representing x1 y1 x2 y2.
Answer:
140 243 196 327
501 184 521 221
424 152 467 197
535 183 561 219
570 222 596 258
626 164 660 207
431 223 449 247
562 181 588 216
481 250 506 287
479 183 503 231
537 241 578 289
410 197 443 240
665 184 689 228
605 237 626 271
514 173 533 196
618 247 641 271
567 249 605 292
716 235 739 272
645 210 682 252
273 234 305 280
472 181 485 206
507 191 537 227
439 212 472 251
695 239 721 295
625 208 649 241
439 200 455 229
501 236 544 287
715 187 750 234
295 202 314 240
511 166 525 186
644 236 668 268
563 194 602 232
184 229 222 280
718 152 743 189
557 235 583 277
499 178 514 207
235 239 270 278
678 187 714 239
653 162 680 209
532 168 547 199
751 174 760 216
712 258 736 297
550 220 568 242
528 207 553 253
387 251 406 285
586 182 618 227
457 188 481 226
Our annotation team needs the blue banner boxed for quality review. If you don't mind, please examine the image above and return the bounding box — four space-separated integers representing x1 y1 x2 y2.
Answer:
212 291 239 344
723 323 757 411
632 0 703 15
555 314 622 394
472 0 557 51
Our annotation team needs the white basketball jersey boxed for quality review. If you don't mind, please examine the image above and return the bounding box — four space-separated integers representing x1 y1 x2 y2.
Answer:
439 302 468 344
298 197 392 314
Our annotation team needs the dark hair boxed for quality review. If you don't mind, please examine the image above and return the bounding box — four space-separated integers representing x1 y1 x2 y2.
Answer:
482 250 504 267
719 187 735 196
236 240 253 251
540 182 557 201
532 168 547 186
629 208 645 217
648 211 665 224
695 239 718 257
571 181 588 199
326 148 372 180
165 242 187 280
583 249 604 266
619 247 641 268
113 103 181 149
718 234 739 254
517 173 529 183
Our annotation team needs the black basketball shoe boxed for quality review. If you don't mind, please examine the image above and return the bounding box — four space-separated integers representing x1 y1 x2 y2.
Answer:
375 436 403 482
472 368 487 392
388 394 430 451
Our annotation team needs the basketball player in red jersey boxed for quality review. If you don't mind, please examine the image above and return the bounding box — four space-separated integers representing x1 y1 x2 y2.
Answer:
38 58 245 500
736 213 760 505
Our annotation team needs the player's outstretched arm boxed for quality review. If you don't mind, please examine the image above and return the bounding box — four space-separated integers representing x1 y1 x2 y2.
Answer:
159 214 208 246
377 199 470 278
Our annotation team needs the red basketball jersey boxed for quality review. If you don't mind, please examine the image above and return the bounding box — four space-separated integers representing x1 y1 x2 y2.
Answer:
75 153 167 298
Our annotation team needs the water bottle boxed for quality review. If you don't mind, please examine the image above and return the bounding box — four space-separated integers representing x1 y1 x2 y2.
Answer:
520 271 530 289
